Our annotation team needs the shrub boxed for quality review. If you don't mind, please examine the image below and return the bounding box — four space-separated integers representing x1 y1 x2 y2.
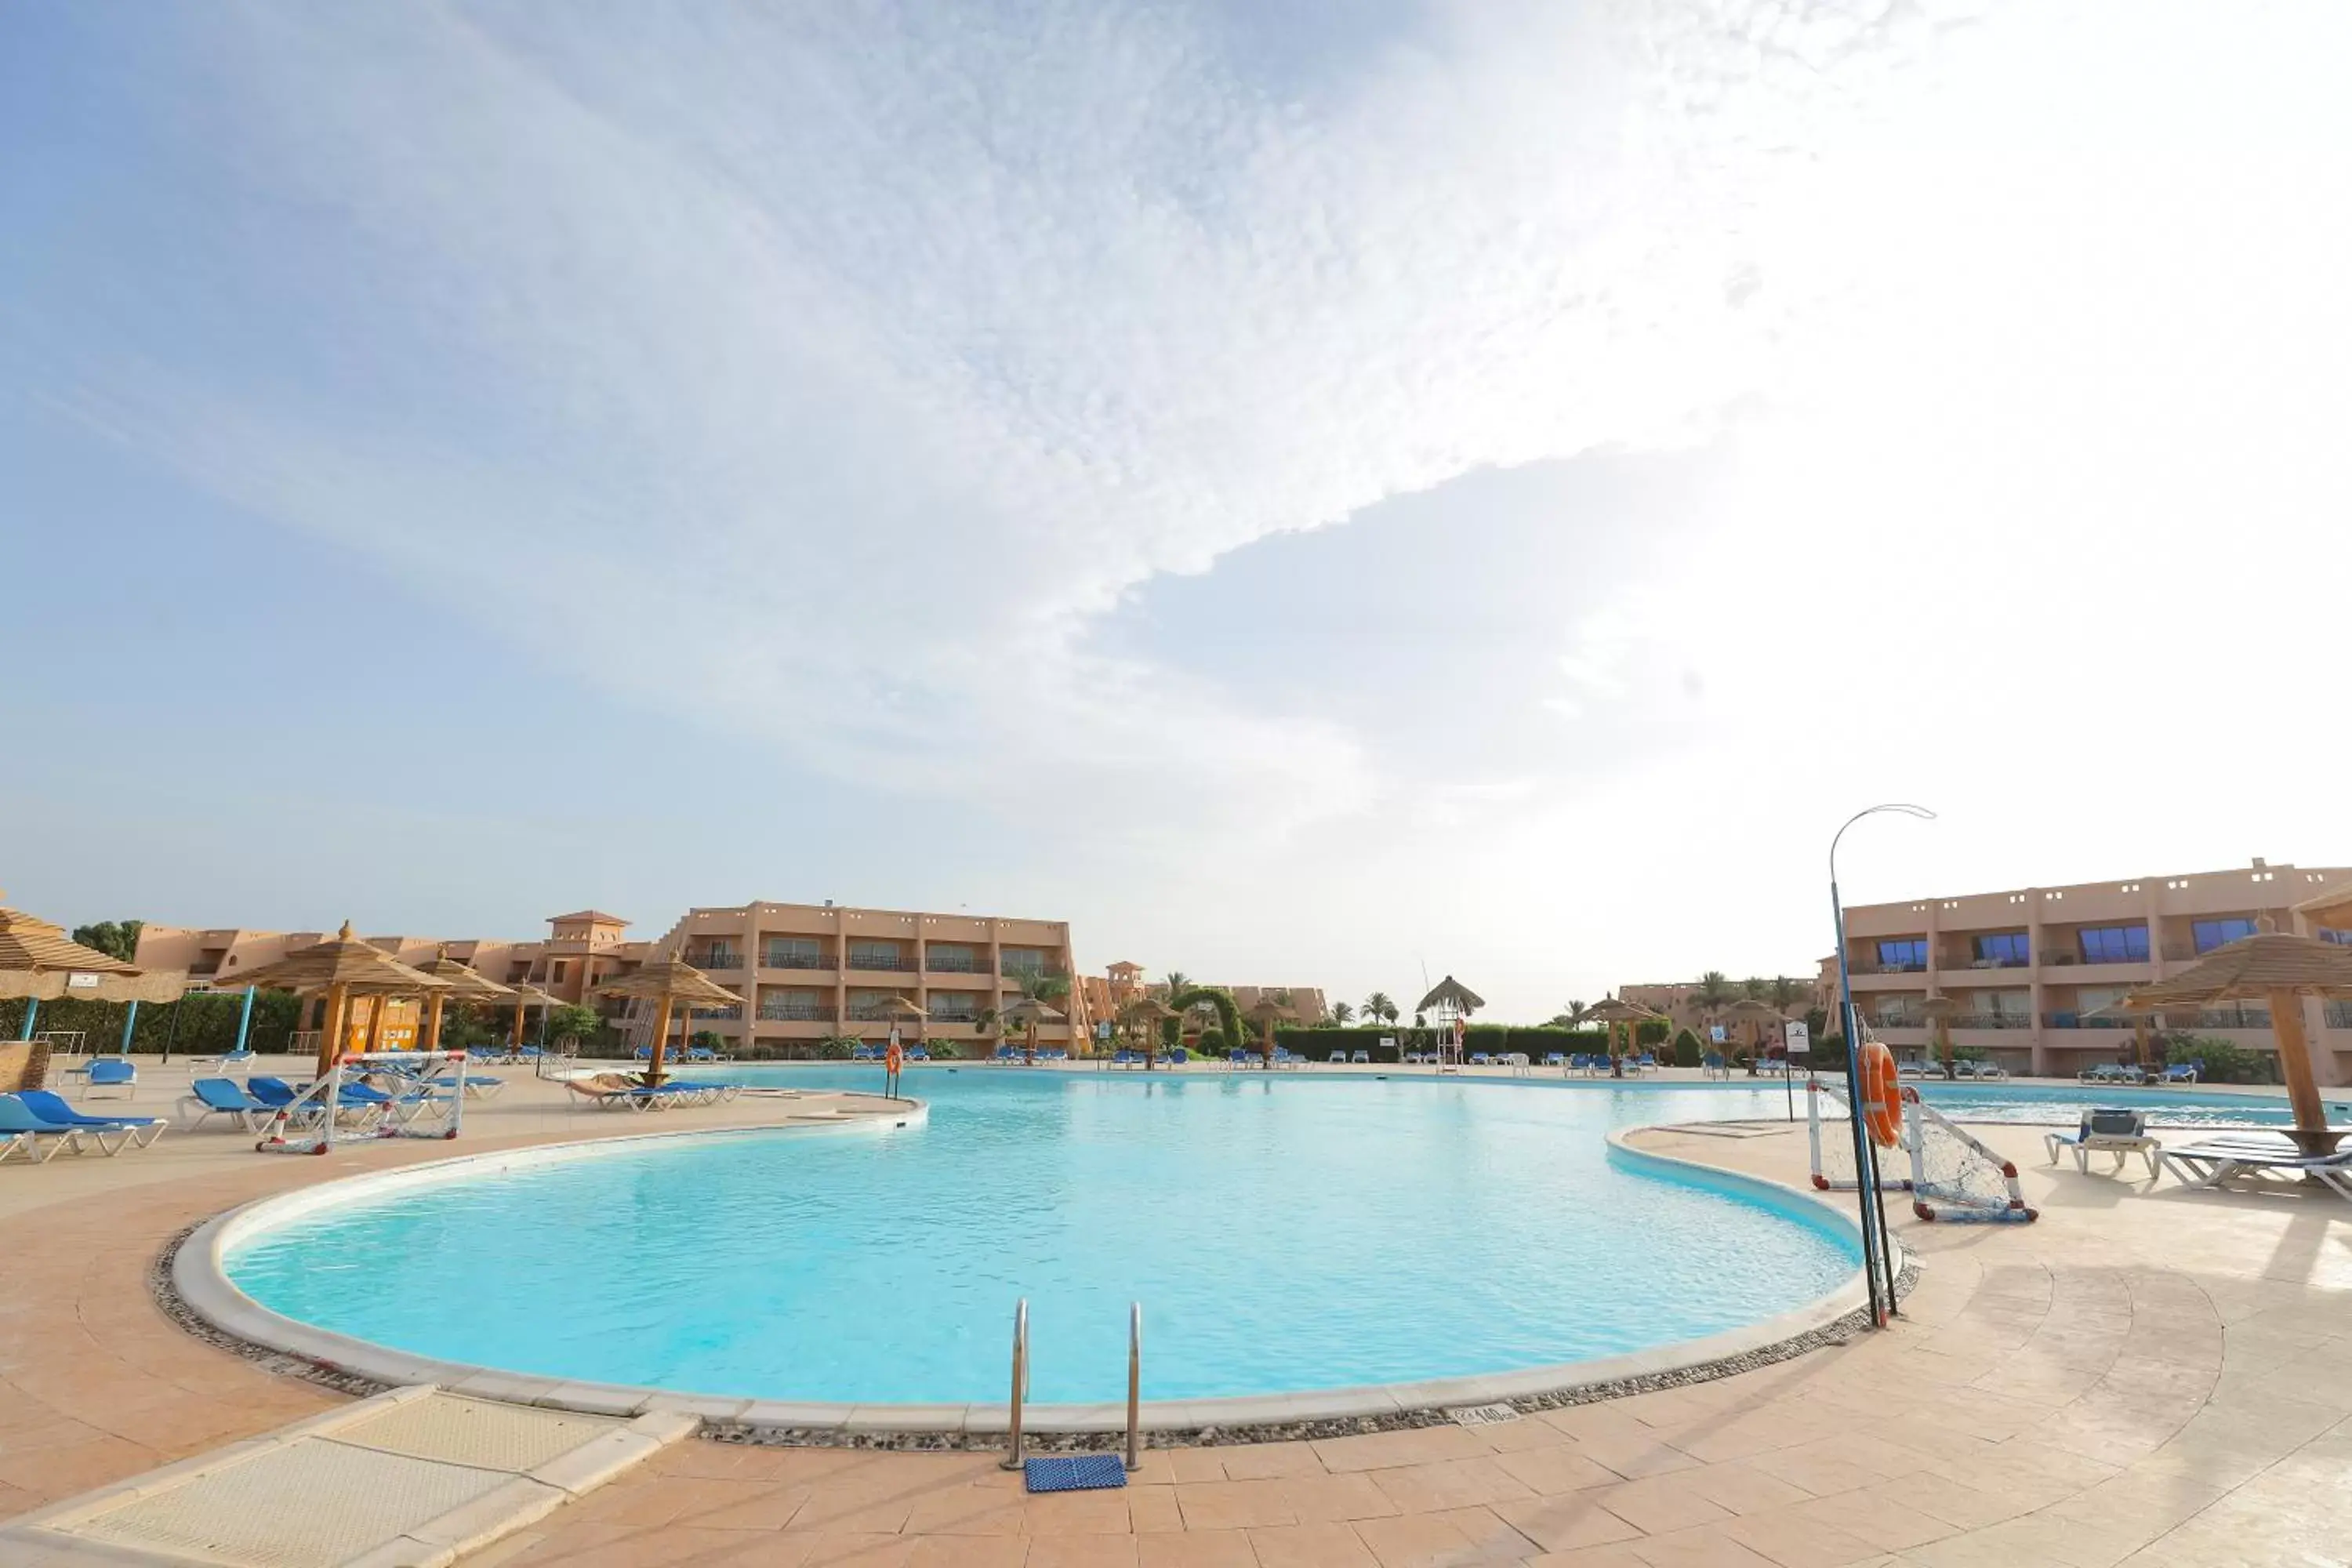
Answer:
2160 1035 2276 1084
1196 1027 1225 1053
1636 1018 1671 1047
1671 1029 1702 1068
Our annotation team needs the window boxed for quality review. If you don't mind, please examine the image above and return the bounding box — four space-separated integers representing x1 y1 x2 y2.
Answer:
2320 928 2352 946
1875 939 1927 971
2078 925 2149 964
1001 950 1046 977
848 941 906 969
764 938 823 968
552 960 568 983
2194 918 2257 953
1973 933 2030 966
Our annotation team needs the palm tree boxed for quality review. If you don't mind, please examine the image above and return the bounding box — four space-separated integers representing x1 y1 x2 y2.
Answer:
1691 971 1734 1025
1329 1001 1356 1025
1770 975 1801 1014
1162 971 1192 999
1363 992 1398 1029
1742 975 1768 1001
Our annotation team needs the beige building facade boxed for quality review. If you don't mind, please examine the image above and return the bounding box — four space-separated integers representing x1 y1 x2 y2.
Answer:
1827 858 2352 1081
662 901 1089 1054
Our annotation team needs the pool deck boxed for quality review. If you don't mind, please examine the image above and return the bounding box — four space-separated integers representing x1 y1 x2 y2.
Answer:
5 1060 2350 1565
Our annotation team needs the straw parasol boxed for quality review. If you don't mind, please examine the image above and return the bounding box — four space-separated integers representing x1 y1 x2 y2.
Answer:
2120 928 2352 1152
1415 976 1485 1019
999 996 1064 1064
870 994 924 1048
1243 995 1293 1065
1120 995 1179 1069
0 902 187 1008
2081 993 2158 1073
217 921 450 1075
506 982 564 1051
408 947 514 1054
597 953 742 1084
1580 996 1664 1079
1720 997 1784 1073
1911 993 1969 1076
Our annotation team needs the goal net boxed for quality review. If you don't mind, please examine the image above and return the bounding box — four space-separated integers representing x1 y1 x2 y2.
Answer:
256 1051 470 1155
1809 1080 2036 1223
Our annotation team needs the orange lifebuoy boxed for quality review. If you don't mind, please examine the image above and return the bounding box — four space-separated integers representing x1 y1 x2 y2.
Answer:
886 1040 904 1074
1860 1040 1901 1147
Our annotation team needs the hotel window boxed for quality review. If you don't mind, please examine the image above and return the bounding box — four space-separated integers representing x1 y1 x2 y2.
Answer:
2320 928 2352 946
927 942 976 971
1875 939 1927 971
2193 918 2257 953
2078 925 2149 964
849 940 906 969
1001 950 1046 977
1973 933 2030 966
764 938 823 968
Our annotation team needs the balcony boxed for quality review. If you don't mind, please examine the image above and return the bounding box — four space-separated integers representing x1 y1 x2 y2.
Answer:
927 1009 980 1025
2326 1002 2352 1029
691 952 744 971
757 1004 834 1022
999 964 1069 981
924 954 982 974
845 953 918 974
2186 1007 2271 1031
2042 1013 2132 1030
1954 1013 2034 1029
762 953 836 971
1949 956 2031 971
1849 960 1928 976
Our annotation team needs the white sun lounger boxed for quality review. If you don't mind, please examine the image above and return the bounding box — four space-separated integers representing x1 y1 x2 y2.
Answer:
2159 1134 2352 1199
2044 1109 2161 1178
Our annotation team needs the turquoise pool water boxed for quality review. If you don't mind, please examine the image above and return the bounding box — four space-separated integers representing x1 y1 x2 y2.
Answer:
225 1070 1860 1406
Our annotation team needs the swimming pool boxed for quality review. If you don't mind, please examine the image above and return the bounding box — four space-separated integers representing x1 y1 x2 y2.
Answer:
221 1069 1860 1410
1907 1080 2335 1128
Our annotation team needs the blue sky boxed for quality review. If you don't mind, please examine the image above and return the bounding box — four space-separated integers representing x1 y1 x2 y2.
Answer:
5 1 2350 1018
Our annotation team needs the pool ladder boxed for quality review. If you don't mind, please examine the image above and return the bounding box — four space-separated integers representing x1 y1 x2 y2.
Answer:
1000 1298 1143 1474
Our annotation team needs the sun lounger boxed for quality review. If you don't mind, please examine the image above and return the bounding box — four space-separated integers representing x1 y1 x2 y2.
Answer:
1635 1053 1659 1073
2161 1062 2200 1084
1351 1049 1370 1064
1168 1047 1188 1065
1543 1052 1566 1068
11 1091 167 1152
2045 1109 2161 1177
181 1077 271 1131
1328 1050 1346 1064
2161 1134 2352 1198
0 1096 97 1163
1898 1058 1933 1080
428 1073 507 1099
84 1058 137 1098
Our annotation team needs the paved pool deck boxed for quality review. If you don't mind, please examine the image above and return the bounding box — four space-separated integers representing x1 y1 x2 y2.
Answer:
5 1060 2350 1566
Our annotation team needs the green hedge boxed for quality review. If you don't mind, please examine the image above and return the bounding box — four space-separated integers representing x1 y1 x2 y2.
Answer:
0 990 304 1057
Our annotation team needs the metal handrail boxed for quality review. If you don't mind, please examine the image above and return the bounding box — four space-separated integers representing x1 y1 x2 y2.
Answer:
1126 1302 1143 1472
1000 1298 1030 1470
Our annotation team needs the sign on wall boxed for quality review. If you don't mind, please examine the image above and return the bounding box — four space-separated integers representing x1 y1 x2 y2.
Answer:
1784 1020 1811 1056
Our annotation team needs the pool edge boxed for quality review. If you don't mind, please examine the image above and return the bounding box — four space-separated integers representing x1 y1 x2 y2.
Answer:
168 1112 1889 1441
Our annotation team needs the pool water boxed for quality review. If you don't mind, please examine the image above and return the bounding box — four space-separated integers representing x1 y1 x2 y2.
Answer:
1907 1080 2338 1128
226 1069 1860 1406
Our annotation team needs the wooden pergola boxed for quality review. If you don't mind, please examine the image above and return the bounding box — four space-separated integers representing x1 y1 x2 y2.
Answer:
2121 929 2352 1153
1120 995 1179 1069
214 922 450 1076
409 947 515 1055
1580 996 1664 1080
598 953 741 1085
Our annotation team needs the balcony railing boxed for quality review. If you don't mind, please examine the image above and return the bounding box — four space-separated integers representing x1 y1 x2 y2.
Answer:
691 953 744 971
924 954 982 973
845 953 917 972
1955 1013 2034 1029
2186 1008 2271 1030
757 1004 834 1022
2043 1013 2132 1029
762 953 836 971
927 1010 980 1025
2326 1002 2352 1029
999 964 1068 980
688 1004 743 1020
1850 961 1928 975
1951 956 2031 971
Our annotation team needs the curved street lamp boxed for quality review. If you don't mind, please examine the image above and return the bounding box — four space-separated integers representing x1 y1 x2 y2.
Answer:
1830 804 1936 1326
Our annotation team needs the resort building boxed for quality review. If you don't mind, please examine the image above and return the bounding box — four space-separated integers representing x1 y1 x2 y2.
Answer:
659 901 1090 1054
1076 967 1329 1033
1615 977 1832 1037
1825 858 2352 1081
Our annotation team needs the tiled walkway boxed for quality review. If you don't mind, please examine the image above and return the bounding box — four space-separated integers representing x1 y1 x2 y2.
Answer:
5 1067 2350 1566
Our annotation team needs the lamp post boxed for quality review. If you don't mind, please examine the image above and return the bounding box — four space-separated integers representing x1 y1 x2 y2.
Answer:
1830 803 1935 1326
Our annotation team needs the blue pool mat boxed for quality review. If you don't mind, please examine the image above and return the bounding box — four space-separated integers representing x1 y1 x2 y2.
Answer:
1022 1454 1128 1493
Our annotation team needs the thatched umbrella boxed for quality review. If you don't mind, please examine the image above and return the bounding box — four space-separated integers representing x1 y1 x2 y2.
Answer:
1721 997 1784 1073
506 982 564 1052
1244 996 1293 1066
1120 996 1179 1069
1915 993 1967 1077
597 953 742 1084
408 947 514 1054
216 921 449 1076
1414 977 1483 1067
1581 996 1664 1079
2118 931 2352 1151
1000 996 1063 1064
0 903 189 1023
870 994 924 1051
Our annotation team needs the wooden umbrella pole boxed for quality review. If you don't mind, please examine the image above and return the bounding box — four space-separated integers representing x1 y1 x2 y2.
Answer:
423 993 445 1054
317 983 348 1077
2268 987 2332 1150
363 994 385 1054
512 998 526 1051
646 993 675 1084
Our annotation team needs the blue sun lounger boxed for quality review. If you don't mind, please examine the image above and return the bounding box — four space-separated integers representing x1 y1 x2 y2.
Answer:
0 1096 96 1163
12 1091 167 1152
85 1058 138 1098
182 1077 271 1131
